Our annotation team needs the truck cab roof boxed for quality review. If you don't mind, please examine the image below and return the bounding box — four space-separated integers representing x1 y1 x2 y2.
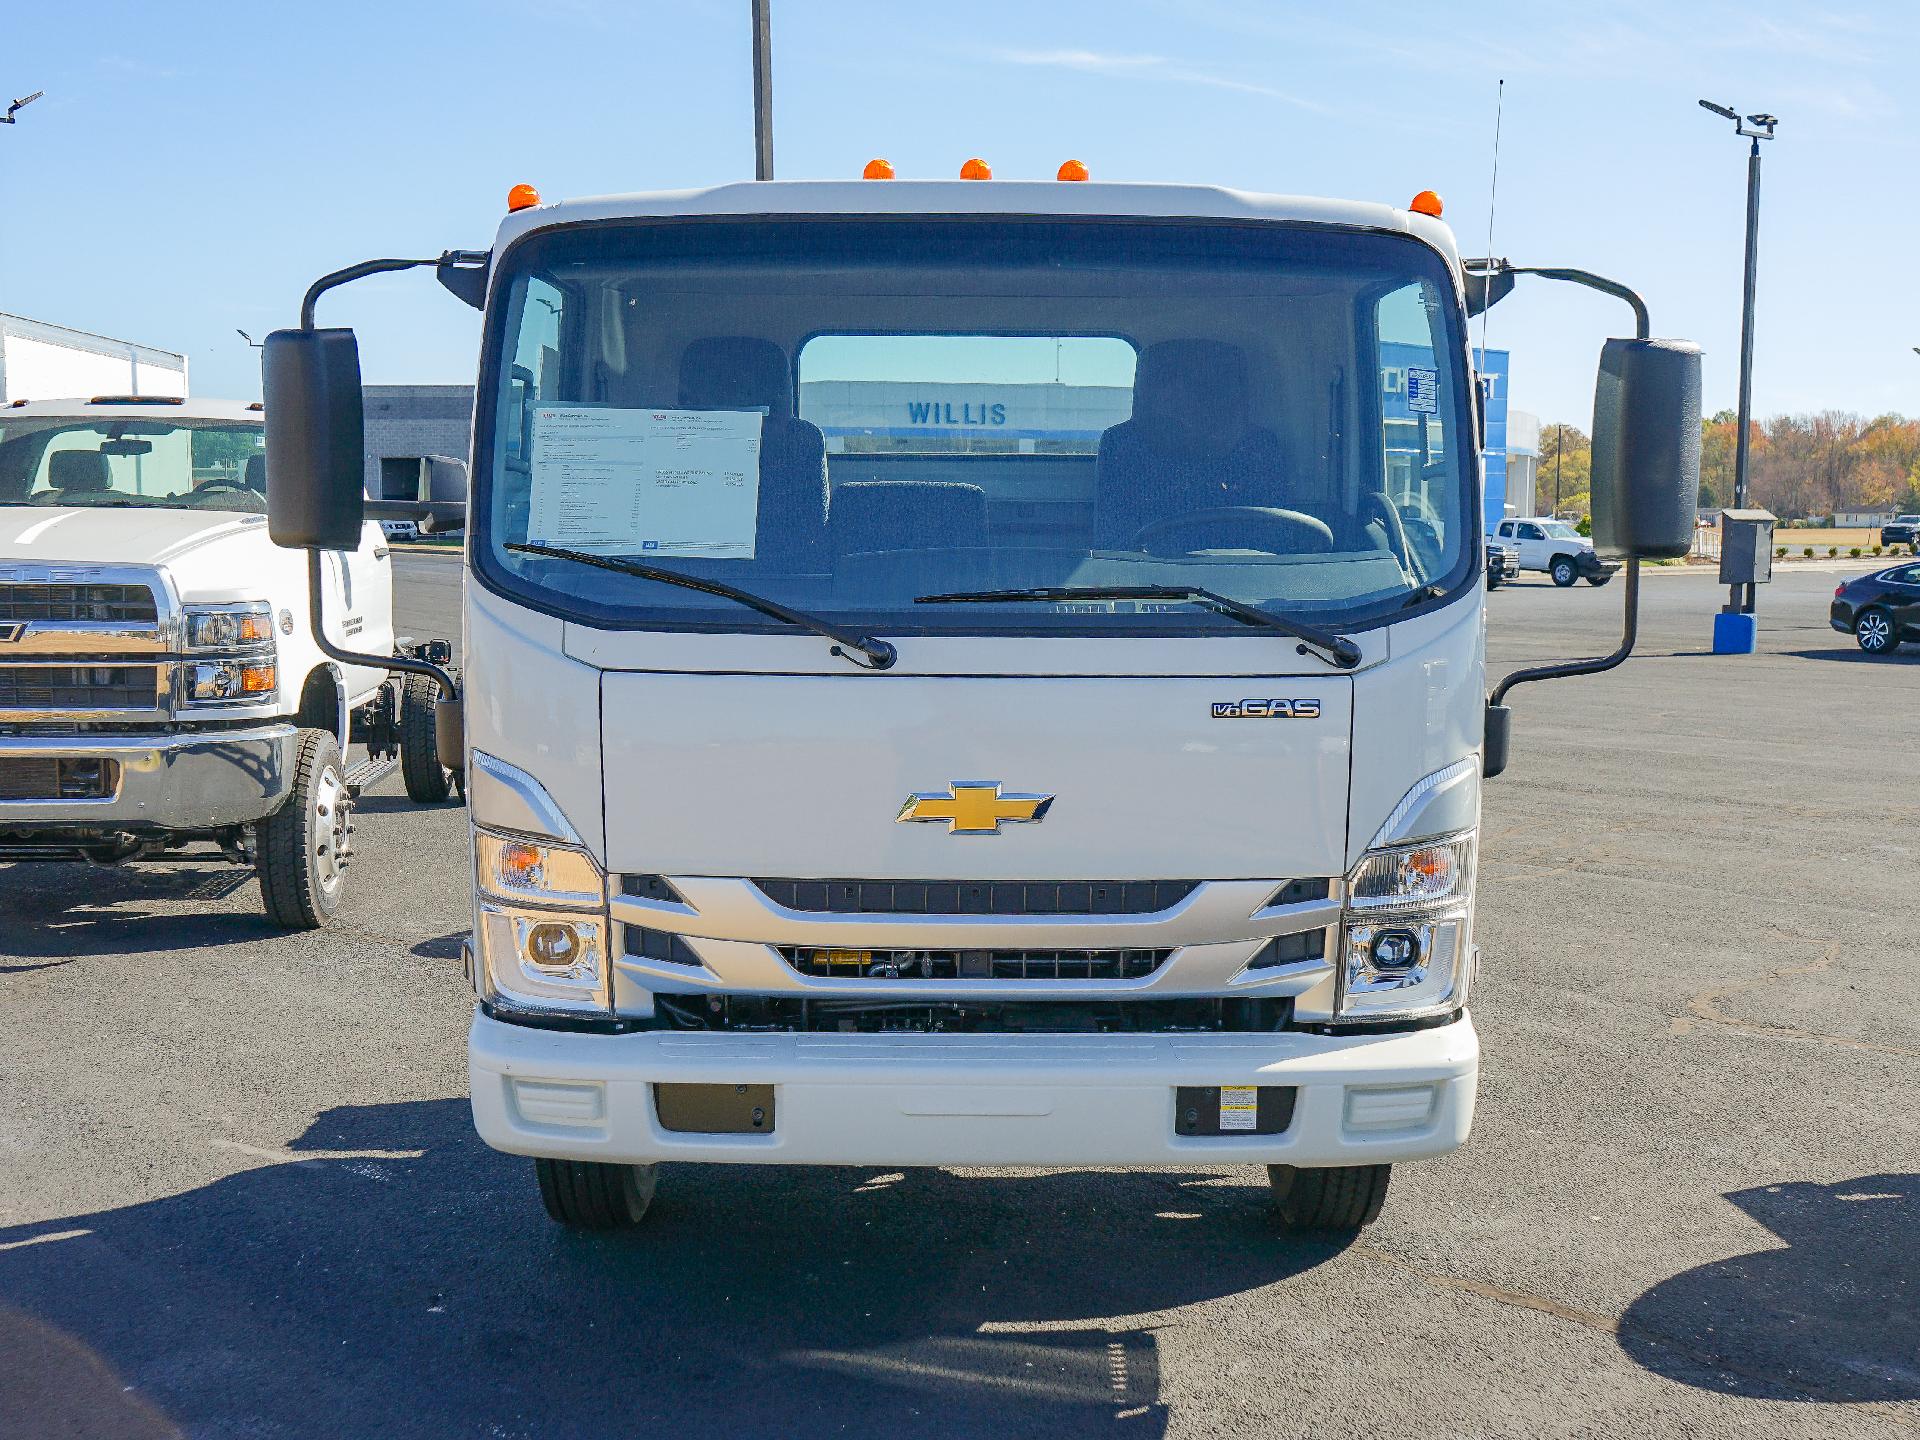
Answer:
3 397 264 424
494 178 1461 271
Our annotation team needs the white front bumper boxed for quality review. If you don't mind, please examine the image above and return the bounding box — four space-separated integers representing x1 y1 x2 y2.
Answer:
469 1010 1479 1167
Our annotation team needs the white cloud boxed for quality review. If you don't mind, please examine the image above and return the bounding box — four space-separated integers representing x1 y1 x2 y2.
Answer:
992 47 1327 111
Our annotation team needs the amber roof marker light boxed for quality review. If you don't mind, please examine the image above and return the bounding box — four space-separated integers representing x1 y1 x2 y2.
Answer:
1409 190 1444 217
862 158 895 179
959 158 992 180
1057 159 1089 182
507 183 542 213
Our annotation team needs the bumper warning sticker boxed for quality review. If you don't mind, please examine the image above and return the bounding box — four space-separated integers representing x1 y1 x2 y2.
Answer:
1219 1085 1258 1132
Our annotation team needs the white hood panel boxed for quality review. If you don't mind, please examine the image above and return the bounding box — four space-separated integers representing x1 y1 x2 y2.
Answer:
0 505 266 568
601 672 1352 880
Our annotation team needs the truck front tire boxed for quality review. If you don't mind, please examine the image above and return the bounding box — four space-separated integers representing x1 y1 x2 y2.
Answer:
535 1158 658 1229
399 672 453 803
255 728 350 930
1550 556 1578 587
1268 1163 1391 1233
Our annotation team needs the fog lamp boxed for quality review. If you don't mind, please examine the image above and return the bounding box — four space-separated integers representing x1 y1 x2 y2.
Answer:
525 921 581 971
1371 928 1420 972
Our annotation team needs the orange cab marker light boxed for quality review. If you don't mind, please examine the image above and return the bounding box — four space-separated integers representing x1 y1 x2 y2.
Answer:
863 158 895 179
1057 159 1089 182
507 183 542 213
1409 190 1444 217
960 157 992 180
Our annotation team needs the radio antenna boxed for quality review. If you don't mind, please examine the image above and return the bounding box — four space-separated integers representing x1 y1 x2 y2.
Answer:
1477 78 1504 377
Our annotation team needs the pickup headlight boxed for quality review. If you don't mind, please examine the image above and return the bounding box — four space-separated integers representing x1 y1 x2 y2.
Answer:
186 605 274 649
473 828 610 1013
1337 832 1474 1023
185 658 277 702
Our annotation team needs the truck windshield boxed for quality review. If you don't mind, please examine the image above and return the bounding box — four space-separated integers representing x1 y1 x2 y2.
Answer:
0 418 267 513
474 218 1476 637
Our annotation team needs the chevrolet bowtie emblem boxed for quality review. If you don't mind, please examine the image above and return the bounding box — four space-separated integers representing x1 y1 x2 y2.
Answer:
896 781 1054 836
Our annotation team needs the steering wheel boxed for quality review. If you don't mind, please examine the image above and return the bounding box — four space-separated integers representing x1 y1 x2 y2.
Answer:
1361 491 1416 575
1130 506 1335 558
193 477 252 493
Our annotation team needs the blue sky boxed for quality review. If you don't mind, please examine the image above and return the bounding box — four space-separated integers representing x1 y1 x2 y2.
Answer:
3 0 1915 429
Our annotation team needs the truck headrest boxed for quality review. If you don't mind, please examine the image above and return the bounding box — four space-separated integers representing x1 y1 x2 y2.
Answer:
678 337 794 420
48 450 112 493
1129 338 1253 461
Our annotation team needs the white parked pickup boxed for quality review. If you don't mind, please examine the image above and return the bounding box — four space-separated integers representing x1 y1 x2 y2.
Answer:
0 396 455 927
1490 516 1620 587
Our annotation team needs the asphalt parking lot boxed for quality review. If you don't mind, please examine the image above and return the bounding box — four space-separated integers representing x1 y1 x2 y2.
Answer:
1 552 1914 1439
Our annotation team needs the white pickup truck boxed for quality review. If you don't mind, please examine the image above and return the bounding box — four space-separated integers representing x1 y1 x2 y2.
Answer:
0 395 454 927
1490 515 1620 587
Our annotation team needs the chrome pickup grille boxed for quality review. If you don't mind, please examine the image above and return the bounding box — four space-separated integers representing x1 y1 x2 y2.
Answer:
0 665 159 711
751 878 1200 916
779 946 1171 981
0 582 157 624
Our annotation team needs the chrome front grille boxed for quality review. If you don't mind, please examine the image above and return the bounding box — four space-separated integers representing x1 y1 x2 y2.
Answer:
0 665 159 711
752 878 1199 916
779 946 1171 981
0 582 157 624
610 874 1343 1009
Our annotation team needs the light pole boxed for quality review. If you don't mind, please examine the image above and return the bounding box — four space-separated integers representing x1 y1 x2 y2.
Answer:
750 0 773 180
0 91 43 126
1698 100 1776 514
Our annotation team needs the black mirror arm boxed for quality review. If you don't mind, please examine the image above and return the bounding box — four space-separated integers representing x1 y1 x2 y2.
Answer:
1490 557 1640 707
299 251 488 330
306 551 458 700
1463 261 1650 341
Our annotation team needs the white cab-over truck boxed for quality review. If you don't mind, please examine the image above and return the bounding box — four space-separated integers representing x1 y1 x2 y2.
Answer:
0 396 454 927
262 176 1701 1233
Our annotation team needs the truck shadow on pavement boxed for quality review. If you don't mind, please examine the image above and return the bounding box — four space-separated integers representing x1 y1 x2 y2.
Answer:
1618 1174 1918 1403
0 861 275 957
0 1098 1340 1440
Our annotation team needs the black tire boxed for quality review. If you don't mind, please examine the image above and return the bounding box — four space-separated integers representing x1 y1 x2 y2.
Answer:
255 728 350 930
1586 573 1613 587
1549 556 1578 587
399 672 452 803
1486 573 1503 591
1854 608 1899 655
1268 1163 1391 1233
535 1158 658 1229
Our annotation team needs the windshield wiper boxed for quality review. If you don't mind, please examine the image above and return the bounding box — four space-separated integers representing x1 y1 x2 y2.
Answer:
506 542 896 670
915 585 1362 669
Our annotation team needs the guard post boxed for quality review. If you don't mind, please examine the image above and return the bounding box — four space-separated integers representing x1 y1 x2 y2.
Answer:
1713 507 1776 653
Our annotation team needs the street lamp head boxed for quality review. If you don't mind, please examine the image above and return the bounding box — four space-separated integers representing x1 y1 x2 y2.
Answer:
1699 99 1738 120
1747 113 1777 128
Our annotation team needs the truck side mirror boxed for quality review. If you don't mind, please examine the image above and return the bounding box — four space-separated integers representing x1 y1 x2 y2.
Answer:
262 327 367 550
1589 337 1702 560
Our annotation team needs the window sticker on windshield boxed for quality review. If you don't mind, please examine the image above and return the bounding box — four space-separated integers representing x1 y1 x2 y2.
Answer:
526 405 763 558
1405 366 1439 415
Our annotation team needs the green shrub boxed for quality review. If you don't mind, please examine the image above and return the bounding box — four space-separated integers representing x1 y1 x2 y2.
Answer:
1803 547 1814 558
1873 545 1883 556
1775 546 1787 558
1851 547 1863 558
1828 546 1839 558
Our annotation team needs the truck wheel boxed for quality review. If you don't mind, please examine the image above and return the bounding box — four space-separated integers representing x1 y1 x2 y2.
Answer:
1854 608 1898 654
1549 556 1578 587
399 672 452 803
535 1158 658 1229
1486 573 1503 591
1586 573 1613 587
1268 1163 1391 1233
256 728 350 929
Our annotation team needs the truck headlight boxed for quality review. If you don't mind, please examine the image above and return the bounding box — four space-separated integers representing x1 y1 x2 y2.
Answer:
185 658 278 702
186 605 274 649
475 829 604 907
1337 832 1474 1023
477 903 609 1010
473 828 610 1013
